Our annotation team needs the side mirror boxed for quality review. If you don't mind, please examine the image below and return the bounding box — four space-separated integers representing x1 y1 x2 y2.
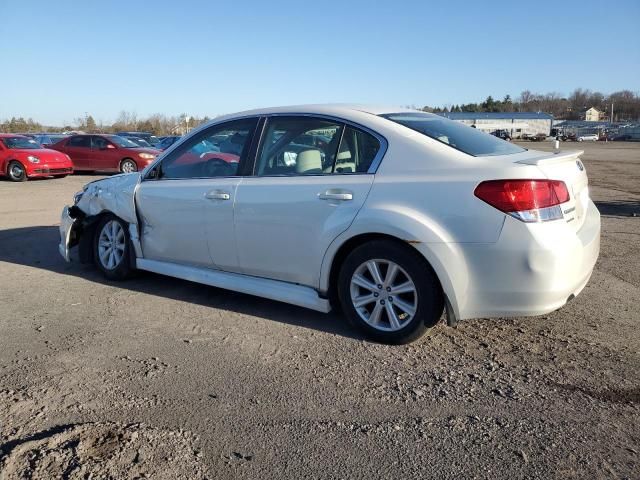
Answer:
146 166 160 179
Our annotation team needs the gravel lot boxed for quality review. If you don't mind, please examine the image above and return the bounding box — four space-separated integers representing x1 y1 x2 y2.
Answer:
0 141 639 479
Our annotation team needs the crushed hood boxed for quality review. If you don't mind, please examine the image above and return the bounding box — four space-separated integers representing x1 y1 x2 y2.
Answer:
76 173 141 224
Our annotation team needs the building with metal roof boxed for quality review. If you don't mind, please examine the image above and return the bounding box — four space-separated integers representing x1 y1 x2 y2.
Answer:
437 112 553 138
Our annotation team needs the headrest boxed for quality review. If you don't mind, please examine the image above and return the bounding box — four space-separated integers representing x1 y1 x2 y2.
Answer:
337 150 352 161
296 149 322 174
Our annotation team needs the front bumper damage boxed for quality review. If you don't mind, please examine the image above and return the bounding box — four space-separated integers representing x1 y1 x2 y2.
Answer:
58 205 101 263
58 205 85 262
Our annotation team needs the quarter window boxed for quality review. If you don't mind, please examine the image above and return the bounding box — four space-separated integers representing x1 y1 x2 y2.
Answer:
157 119 257 179
333 126 380 174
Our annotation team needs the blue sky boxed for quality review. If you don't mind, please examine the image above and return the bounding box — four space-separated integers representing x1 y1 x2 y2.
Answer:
1 0 638 125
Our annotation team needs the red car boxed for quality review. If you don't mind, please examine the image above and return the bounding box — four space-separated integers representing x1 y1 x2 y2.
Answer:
0 134 74 182
50 134 160 173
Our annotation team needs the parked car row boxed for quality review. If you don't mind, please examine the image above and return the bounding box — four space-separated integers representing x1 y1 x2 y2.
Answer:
23 133 70 147
116 131 161 147
1 133 166 181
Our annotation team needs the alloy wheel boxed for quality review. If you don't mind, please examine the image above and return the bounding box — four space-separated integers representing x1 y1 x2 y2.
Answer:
9 163 25 180
98 220 126 270
121 160 137 173
349 259 418 332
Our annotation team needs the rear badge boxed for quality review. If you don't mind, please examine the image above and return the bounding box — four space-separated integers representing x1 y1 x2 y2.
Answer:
576 160 584 171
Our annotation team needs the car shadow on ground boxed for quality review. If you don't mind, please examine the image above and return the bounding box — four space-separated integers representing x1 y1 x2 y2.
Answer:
0 226 363 341
594 200 640 218
0 172 109 182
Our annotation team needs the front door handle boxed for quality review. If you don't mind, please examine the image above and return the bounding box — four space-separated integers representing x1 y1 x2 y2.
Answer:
318 189 353 201
205 190 231 200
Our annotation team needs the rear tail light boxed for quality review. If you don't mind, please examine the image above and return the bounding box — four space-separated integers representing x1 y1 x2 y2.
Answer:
474 179 570 222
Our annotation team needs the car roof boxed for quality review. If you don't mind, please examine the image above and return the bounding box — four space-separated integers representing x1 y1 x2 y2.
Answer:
216 104 414 120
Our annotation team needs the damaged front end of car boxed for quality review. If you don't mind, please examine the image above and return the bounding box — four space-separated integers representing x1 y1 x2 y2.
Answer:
59 173 142 264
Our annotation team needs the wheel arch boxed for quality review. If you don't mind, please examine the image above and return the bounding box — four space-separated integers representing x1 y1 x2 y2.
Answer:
75 210 112 264
75 210 137 270
321 222 468 321
6 158 25 172
120 157 137 171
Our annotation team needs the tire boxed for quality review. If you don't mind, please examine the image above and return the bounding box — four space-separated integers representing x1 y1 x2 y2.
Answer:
93 214 135 280
7 161 27 182
337 240 444 344
578 138 583 142
120 158 137 174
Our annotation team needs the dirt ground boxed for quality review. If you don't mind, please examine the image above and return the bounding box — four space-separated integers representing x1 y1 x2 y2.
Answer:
0 141 639 479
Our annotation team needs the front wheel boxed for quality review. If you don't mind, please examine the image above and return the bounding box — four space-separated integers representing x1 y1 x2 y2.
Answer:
94 215 135 280
120 158 137 174
337 240 444 344
7 161 27 182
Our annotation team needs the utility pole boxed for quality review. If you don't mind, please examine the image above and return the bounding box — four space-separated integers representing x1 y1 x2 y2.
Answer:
611 102 614 123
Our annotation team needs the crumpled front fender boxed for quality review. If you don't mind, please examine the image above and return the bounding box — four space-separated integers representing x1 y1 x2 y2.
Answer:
76 173 141 224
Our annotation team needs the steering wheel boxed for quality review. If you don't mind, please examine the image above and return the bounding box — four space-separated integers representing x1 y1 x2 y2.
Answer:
202 158 235 177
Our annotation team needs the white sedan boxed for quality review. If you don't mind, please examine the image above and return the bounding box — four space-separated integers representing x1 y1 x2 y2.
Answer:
59 105 600 343
577 134 599 142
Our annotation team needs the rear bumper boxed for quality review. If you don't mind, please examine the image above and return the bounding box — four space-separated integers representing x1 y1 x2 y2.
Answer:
454 199 600 320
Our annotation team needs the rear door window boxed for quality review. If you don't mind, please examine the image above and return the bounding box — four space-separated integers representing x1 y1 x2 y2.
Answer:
67 136 91 148
91 136 111 149
255 117 343 176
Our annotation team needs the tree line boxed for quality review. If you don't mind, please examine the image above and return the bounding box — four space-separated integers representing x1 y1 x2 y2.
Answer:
422 89 640 122
0 111 213 135
2 88 640 134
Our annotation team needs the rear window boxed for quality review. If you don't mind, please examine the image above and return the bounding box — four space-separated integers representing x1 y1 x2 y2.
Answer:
381 112 525 157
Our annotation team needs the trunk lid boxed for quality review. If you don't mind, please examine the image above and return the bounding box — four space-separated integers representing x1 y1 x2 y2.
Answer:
515 149 589 231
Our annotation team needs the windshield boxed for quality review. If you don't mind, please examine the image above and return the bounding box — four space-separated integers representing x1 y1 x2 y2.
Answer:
158 137 175 149
2 136 41 149
381 112 526 156
110 135 140 148
130 137 151 147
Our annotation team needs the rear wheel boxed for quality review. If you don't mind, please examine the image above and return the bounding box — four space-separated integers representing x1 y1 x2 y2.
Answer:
94 215 135 280
120 158 137 174
337 240 444 344
7 161 27 182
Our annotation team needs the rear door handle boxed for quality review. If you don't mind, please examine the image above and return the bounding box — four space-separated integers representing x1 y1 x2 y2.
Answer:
318 189 353 201
205 190 231 200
